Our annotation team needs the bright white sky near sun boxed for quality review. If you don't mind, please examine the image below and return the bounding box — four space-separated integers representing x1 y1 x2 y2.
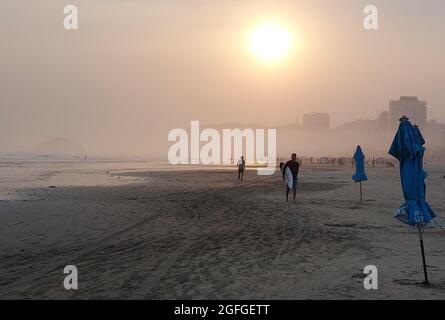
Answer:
1 0 445 155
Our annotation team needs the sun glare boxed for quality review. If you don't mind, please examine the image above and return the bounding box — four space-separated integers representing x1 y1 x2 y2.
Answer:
249 23 292 62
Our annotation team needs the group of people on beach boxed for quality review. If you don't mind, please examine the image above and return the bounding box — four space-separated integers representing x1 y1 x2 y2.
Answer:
276 155 396 168
236 153 300 203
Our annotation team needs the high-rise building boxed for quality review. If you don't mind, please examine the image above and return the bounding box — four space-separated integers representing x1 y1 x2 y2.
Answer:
440 129 445 148
377 111 389 131
303 113 330 130
388 96 427 128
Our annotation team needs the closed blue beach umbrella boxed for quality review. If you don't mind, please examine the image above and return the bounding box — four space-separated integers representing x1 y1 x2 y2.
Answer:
388 116 436 284
352 145 368 202
413 124 426 146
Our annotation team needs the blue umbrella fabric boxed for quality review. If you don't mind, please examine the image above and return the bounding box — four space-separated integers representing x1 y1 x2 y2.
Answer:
352 145 368 182
413 124 426 146
388 117 436 226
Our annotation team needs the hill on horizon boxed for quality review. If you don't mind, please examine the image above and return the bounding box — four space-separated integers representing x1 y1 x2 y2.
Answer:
34 138 85 156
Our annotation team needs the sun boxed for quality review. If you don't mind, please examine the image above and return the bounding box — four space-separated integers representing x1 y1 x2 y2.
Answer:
249 23 292 62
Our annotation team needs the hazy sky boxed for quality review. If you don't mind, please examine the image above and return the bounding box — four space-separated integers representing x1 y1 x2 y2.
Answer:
1 0 445 156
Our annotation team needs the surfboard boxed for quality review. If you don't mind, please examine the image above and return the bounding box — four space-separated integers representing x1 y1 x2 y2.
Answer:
284 167 293 189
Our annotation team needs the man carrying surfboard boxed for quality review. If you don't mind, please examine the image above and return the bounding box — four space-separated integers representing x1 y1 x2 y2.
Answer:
282 153 300 202
237 156 246 181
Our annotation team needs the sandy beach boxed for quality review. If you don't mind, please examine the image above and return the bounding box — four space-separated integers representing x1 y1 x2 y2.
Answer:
1 162 445 300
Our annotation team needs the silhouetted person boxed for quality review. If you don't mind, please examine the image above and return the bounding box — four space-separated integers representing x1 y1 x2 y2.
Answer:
279 161 285 174
237 156 246 181
282 153 300 202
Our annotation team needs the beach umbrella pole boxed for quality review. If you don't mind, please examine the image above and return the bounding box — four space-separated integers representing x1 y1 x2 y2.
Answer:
359 181 363 203
417 225 429 285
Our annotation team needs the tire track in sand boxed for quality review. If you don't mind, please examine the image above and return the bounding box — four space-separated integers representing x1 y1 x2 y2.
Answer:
1 174 278 298
130 177 278 297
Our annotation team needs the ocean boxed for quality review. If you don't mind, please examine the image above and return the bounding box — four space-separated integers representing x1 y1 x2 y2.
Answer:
0 154 167 201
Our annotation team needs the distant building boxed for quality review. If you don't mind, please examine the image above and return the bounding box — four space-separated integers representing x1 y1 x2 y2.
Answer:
389 96 427 129
377 110 389 134
274 96 445 158
440 130 445 148
303 113 330 130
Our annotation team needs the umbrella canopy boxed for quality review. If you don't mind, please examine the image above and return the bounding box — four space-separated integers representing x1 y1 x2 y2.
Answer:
352 145 368 182
413 124 426 146
388 117 436 226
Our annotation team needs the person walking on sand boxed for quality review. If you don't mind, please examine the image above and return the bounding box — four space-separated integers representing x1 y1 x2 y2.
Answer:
282 153 300 202
237 156 246 181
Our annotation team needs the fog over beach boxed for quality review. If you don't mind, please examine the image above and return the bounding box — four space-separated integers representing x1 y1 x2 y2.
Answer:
2 1 445 158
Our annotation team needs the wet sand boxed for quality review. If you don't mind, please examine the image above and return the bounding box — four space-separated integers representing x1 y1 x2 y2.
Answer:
1 164 445 299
